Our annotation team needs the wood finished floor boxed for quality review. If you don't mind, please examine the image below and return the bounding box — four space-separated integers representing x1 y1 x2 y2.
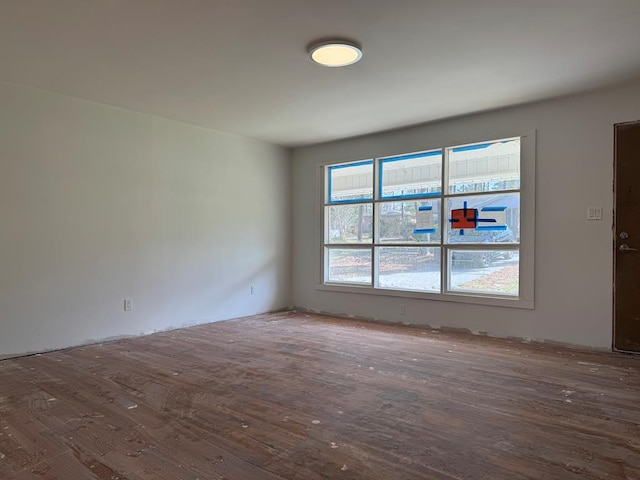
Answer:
0 312 639 480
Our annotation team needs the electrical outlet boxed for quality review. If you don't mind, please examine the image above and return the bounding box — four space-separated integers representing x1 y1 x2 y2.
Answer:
400 303 406 315
124 298 133 312
250 285 256 295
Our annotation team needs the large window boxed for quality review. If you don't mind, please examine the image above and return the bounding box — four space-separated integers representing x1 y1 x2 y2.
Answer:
321 136 534 306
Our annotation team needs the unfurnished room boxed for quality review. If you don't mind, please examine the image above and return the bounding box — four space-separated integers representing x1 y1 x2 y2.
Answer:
1 1 640 479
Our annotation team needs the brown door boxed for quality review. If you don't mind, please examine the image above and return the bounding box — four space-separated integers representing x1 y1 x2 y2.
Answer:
614 121 640 353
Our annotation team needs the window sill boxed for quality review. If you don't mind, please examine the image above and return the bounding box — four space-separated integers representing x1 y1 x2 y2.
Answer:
316 283 534 309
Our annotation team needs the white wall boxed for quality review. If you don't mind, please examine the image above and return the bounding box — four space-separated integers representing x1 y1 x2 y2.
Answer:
292 82 640 349
0 82 291 358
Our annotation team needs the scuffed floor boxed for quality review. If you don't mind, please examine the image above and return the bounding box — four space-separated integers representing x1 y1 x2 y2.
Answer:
0 311 639 479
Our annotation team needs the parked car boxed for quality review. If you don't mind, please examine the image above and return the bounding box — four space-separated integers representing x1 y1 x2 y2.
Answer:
448 228 516 267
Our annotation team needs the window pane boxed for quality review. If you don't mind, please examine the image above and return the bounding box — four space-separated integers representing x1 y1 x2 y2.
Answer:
448 250 519 296
328 161 373 203
448 139 520 194
378 200 441 244
380 150 442 199
377 247 440 292
446 193 519 244
327 248 371 284
327 204 373 244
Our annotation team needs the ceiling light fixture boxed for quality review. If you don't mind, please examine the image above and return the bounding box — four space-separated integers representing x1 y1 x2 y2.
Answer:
307 39 363 67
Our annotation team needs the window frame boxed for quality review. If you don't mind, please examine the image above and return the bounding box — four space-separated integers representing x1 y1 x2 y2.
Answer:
317 132 535 309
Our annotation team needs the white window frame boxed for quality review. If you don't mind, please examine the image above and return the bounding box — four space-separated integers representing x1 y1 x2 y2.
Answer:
316 132 535 309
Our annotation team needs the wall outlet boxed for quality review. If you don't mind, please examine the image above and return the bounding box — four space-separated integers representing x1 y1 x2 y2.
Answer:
124 298 133 312
400 303 406 315
250 285 256 295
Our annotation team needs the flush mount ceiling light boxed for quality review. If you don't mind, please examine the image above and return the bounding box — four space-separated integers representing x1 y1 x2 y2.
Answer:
307 39 363 67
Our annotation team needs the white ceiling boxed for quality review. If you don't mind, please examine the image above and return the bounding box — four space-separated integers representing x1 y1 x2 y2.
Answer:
2 0 640 147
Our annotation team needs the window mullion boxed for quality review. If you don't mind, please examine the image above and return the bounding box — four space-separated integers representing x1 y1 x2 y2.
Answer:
442 146 448 294
372 245 379 288
372 158 380 287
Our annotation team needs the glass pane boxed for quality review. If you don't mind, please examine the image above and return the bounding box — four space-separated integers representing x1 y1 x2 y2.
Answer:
378 200 441 244
328 161 373 203
378 247 441 292
448 139 520 194
448 250 519 296
380 150 442 199
327 204 373 244
327 248 371 284
446 193 519 244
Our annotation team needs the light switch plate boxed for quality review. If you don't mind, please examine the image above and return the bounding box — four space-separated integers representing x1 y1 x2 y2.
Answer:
586 207 602 221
